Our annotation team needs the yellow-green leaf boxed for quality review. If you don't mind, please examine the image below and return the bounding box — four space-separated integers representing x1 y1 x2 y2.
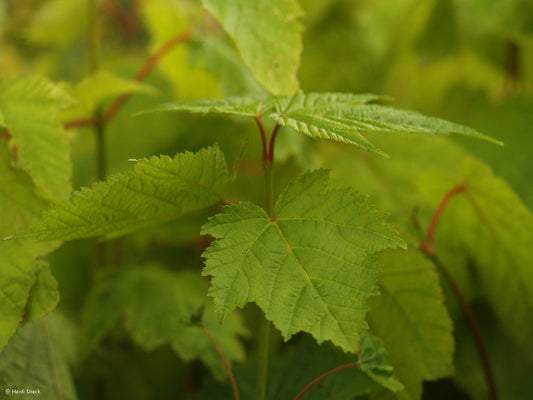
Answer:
0 75 74 200
201 0 303 95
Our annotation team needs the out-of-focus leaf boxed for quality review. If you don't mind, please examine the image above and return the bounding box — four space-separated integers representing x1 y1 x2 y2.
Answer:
201 335 379 400
25 0 89 48
453 302 533 400
415 0 459 60
24 261 59 323
201 0 303 95
418 157 533 361
458 0 533 40
142 0 221 99
447 96 533 209
189 37 265 96
0 142 58 351
358 333 404 392
0 75 74 199
62 71 156 120
268 336 378 400
0 313 78 400
81 266 248 380
368 248 454 399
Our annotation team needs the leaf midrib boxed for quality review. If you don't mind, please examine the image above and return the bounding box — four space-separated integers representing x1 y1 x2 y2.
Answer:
277 216 401 246
139 159 226 201
376 282 449 375
18 202 221 240
270 219 353 350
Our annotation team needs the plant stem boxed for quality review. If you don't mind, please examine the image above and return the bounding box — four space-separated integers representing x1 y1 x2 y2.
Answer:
426 185 465 248
88 0 107 270
201 324 240 400
73 27 192 270
267 124 280 164
424 252 498 400
100 0 138 40
417 185 498 400
65 30 193 130
263 164 274 216
256 117 268 165
255 316 270 400
255 118 279 400
94 111 106 181
293 362 357 400
504 39 521 95
102 30 193 122
256 165 272 400
93 111 107 268
111 237 124 268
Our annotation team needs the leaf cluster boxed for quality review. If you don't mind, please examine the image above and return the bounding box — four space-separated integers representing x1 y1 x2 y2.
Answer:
1 1 532 400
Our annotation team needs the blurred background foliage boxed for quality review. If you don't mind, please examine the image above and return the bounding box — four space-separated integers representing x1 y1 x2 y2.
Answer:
2 0 531 206
1 0 532 399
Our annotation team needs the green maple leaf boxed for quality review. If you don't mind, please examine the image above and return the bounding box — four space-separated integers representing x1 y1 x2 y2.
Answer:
141 92 501 157
202 169 405 352
9 146 229 241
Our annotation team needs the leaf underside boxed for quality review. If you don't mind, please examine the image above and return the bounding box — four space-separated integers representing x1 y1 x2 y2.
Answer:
140 92 502 157
202 169 405 352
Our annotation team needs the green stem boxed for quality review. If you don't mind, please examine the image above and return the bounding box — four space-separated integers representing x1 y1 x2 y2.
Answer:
255 124 276 400
415 186 498 400
87 0 105 180
294 362 357 400
88 0 107 269
263 163 274 217
94 111 107 269
256 314 270 400
256 166 273 400
94 111 106 181
201 324 240 400
424 252 498 400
